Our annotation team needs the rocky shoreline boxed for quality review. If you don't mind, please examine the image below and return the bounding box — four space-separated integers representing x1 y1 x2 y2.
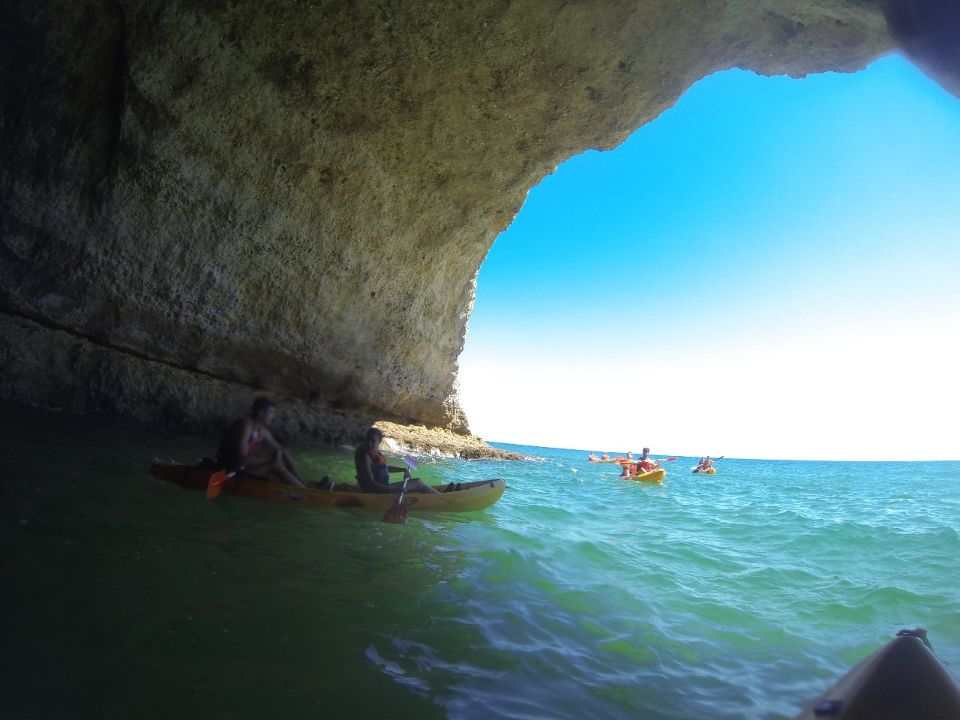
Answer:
374 421 524 461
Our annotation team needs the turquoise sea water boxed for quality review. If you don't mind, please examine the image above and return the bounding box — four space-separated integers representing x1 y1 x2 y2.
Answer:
4 407 958 719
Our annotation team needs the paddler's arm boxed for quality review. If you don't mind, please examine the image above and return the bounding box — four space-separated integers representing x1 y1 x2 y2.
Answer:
262 428 296 463
260 429 288 464
236 418 254 459
387 462 439 494
262 429 306 485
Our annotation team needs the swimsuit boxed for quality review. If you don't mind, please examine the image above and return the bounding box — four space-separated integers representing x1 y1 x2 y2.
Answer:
244 427 263 457
358 448 393 493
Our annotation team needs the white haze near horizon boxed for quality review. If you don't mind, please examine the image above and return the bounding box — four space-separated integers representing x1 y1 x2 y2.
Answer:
460 330 960 462
459 260 960 462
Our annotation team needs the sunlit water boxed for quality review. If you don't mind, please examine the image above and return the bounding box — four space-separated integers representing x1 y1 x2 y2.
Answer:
4 406 958 719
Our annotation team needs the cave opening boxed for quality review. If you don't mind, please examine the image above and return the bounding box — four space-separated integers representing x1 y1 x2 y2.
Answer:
459 54 960 461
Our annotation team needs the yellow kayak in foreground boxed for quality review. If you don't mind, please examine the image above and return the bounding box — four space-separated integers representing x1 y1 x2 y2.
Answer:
151 463 505 513
625 468 666 484
795 630 960 719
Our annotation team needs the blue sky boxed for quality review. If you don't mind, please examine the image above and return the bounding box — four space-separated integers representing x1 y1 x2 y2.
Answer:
459 54 960 460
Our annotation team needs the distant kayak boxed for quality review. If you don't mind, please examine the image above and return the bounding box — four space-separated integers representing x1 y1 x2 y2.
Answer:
151 462 505 513
794 630 960 719
625 468 666 484
692 467 716 474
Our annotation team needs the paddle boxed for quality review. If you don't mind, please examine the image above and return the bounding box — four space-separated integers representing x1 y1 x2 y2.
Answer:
206 469 233 500
383 474 410 523
382 455 420 523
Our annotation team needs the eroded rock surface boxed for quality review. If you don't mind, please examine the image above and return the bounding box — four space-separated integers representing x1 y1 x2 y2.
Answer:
0 0 910 441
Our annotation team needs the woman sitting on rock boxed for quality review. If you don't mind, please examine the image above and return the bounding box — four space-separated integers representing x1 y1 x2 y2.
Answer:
354 427 439 494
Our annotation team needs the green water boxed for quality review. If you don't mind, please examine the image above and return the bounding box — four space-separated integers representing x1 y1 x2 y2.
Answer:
3 406 958 719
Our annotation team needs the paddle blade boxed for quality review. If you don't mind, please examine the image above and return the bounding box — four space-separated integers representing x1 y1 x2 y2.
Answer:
383 476 411 523
206 470 227 500
663 456 679 462
383 496 408 523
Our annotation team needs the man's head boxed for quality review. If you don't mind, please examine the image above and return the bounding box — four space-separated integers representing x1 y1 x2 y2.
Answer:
366 427 384 449
250 397 275 424
642 447 650 458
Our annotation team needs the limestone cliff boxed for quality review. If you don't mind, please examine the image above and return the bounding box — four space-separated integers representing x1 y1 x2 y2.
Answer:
0 1 944 440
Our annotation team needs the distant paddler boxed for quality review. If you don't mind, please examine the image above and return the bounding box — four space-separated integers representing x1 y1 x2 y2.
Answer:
588 452 615 463
355 427 439 495
693 456 722 473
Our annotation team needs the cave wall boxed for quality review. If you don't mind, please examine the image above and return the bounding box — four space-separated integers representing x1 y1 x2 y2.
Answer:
0 0 898 436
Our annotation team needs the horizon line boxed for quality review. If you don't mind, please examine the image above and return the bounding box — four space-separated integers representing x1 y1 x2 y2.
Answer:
484 440 960 463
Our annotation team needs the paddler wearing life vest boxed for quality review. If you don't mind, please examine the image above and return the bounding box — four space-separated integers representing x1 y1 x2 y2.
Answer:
635 448 660 475
354 427 439 494
217 397 306 487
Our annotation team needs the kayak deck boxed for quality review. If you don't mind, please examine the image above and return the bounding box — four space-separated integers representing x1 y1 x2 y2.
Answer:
795 632 960 719
151 463 505 513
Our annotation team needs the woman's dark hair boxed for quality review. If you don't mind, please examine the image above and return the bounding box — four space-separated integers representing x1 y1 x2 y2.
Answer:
365 427 384 444
250 397 274 418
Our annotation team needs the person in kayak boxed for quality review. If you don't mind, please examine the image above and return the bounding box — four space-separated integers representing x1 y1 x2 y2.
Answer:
217 398 306 487
355 427 439 494
636 448 660 473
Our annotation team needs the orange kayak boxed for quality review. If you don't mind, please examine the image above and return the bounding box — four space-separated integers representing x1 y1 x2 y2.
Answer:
150 463 505 513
